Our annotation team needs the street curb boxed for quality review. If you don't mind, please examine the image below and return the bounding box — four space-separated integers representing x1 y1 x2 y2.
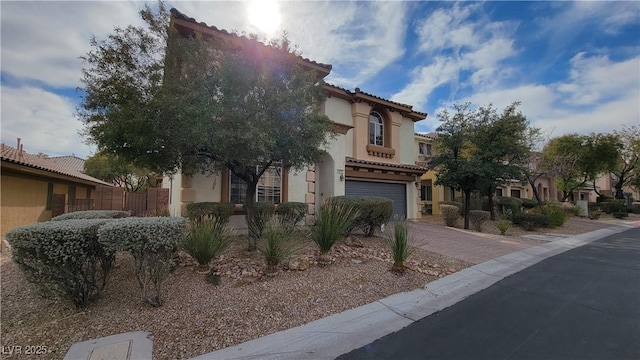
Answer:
192 224 632 360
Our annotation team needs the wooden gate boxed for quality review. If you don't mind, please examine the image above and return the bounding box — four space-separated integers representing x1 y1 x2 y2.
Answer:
125 192 147 216
52 194 66 218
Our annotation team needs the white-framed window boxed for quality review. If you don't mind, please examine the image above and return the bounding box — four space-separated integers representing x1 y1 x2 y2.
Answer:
369 112 384 146
230 166 283 204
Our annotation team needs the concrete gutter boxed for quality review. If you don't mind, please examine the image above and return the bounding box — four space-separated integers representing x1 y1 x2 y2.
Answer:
192 224 632 360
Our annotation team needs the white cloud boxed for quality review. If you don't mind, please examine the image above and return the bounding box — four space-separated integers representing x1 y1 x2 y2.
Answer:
391 3 518 110
1 1 145 88
558 53 640 106
0 86 94 158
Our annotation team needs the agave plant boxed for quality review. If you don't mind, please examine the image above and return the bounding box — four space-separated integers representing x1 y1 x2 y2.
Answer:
183 217 235 272
385 218 414 274
312 200 357 264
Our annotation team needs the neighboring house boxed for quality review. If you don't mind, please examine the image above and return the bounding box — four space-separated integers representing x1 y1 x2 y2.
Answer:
414 133 569 215
1 141 111 239
50 155 86 174
164 10 428 223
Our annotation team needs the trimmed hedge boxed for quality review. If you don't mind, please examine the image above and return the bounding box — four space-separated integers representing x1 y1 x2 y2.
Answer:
439 204 460 227
51 210 130 221
469 210 490 232
185 202 235 223
513 213 549 231
521 198 539 209
6 219 115 308
496 197 523 217
98 217 188 307
276 202 307 227
632 202 640 214
330 196 393 237
438 201 463 215
599 199 626 214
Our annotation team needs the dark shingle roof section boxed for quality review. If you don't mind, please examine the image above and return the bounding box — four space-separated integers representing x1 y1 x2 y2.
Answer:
49 155 86 173
1 144 110 186
346 156 427 172
170 8 332 73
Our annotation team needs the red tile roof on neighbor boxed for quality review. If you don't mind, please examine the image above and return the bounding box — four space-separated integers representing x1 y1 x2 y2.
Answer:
49 155 86 173
415 132 437 139
1 143 110 186
170 8 332 74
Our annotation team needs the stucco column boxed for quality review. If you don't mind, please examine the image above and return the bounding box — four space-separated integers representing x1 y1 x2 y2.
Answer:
351 102 371 159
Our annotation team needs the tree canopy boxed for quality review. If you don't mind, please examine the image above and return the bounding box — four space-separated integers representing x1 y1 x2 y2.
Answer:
430 102 536 228
84 152 159 192
78 2 334 250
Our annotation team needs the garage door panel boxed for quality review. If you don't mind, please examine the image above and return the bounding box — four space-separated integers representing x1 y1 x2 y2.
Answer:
345 180 406 217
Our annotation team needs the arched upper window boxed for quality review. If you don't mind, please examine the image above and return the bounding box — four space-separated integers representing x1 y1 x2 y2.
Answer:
369 112 384 146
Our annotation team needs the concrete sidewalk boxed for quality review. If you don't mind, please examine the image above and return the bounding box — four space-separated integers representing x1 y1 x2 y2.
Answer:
191 224 633 360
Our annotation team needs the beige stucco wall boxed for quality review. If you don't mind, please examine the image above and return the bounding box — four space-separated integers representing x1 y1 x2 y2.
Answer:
287 170 307 203
399 119 416 164
162 172 185 217
1 175 50 239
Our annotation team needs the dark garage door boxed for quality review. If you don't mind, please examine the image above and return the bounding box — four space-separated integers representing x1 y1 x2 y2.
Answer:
345 180 407 218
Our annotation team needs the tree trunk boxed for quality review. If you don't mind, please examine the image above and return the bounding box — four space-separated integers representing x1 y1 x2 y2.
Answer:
244 178 258 251
463 190 471 230
528 178 544 208
592 179 602 197
486 186 496 220
614 175 625 199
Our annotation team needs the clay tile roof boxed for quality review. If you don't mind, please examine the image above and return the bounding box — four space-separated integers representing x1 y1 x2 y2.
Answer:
1 144 110 186
49 155 86 173
415 132 437 139
170 8 332 72
345 156 427 172
325 84 427 120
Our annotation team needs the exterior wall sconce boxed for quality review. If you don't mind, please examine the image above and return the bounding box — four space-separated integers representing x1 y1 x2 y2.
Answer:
337 169 344 181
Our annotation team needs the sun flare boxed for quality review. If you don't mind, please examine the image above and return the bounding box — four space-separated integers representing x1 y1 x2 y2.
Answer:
248 0 281 35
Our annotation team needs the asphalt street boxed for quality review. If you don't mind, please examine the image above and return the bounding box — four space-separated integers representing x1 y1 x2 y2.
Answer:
336 227 640 360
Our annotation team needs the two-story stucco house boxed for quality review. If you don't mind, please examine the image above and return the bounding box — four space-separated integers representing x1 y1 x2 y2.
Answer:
163 10 428 225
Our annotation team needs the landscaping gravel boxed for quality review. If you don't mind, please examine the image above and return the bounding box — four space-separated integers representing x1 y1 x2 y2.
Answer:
0 234 470 360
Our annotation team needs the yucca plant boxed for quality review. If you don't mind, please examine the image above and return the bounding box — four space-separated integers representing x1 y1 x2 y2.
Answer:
183 217 235 272
258 217 302 274
385 218 415 274
495 219 512 235
312 200 357 264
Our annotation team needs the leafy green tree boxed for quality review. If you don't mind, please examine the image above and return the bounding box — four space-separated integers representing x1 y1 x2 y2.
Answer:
430 104 489 229
84 152 159 192
612 126 640 199
472 102 539 219
541 133 621 201
78 2 334 251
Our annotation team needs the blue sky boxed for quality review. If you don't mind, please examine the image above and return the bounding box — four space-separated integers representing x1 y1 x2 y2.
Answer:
1 1 639 159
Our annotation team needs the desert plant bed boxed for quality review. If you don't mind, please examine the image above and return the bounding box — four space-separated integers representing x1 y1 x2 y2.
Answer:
1 234 470 360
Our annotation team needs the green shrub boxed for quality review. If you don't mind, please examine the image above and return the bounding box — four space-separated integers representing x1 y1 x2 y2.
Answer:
246 202 276 245
384 218 414 273
6 219 115 308
98 217 188 307
588 202 600 212
51 210 130 221
276 202 307 228
469 210 490 232
495 219 512 235
439 204 459 227
588 210 602 220
596 195 612 203
183 217 235 268
185 202 234 223
543 204 569 228
599 199 626 214
513 213 549 231
631 203 640 214
438 201 463 215
258 218 301 272
496 197 523 217
331 196 392 237
312 200 358 263
613 211 629 219
521 198 539 209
